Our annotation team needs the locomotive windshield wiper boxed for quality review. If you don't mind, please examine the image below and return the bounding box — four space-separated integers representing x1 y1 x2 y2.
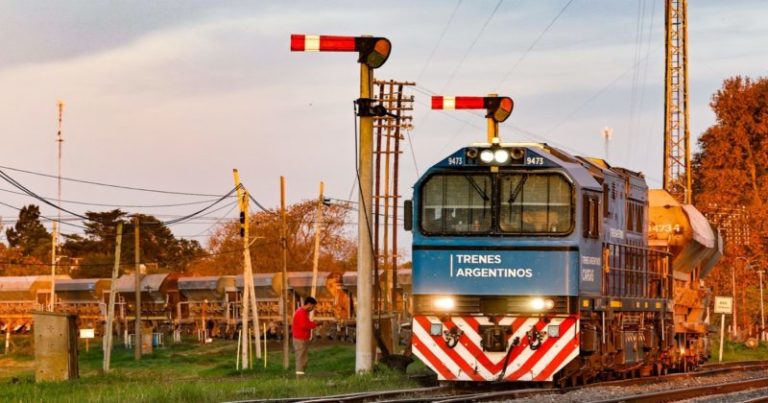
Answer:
464 175 489 202
508 174 528 204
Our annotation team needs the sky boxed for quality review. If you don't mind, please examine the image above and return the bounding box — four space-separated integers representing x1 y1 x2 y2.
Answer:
0 0 766 259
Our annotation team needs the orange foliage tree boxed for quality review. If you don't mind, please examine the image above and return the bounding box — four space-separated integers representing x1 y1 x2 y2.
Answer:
0 243 49 276
188 200 356 276
693 76 768 335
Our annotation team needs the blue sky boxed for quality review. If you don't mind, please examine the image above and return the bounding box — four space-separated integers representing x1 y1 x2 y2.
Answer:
0 1 766 256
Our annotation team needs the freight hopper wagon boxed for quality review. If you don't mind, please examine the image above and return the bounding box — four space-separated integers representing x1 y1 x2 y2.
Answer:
406 142 721 384
176 276 236 336
113 273 179 329
287 272 346 321
342 269 412 317
0 275 71 333
233 273 285 326
54 278 111 329
648 189 722 370
288 271 348 339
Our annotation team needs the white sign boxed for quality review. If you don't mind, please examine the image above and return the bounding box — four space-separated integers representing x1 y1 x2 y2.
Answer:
79 328 95 339
714 296 733 314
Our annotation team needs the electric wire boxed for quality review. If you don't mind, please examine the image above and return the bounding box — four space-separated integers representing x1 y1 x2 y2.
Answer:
416 0 463 83
440 0 504 93
543 44 661 136
0 164 229 197
0 187 224 208
0 169 88 220
495 0 575 89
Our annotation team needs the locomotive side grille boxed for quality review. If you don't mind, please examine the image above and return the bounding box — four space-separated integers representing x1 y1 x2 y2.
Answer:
414 295 574 315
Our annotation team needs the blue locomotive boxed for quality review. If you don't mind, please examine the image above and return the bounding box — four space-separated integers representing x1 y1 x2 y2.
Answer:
404 95 721 383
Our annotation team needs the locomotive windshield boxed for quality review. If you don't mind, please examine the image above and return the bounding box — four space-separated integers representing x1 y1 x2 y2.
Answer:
421 174 492 234
420 172 573 235
500 173 572 234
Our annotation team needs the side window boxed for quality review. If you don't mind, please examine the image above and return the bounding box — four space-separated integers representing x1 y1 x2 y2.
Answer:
603 183 610 218
583 194 600 239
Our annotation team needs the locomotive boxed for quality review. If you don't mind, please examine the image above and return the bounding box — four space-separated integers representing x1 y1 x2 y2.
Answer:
405 95 721 384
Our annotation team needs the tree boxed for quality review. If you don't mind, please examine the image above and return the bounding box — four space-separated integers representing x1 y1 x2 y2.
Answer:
693 75 768 335
190 200 356 275
62 210 206 278
0 244 48 276
5 204 51 261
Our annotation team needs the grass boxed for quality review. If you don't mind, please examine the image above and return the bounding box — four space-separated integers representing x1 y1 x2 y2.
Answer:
0 335 424 403
711 337 768 362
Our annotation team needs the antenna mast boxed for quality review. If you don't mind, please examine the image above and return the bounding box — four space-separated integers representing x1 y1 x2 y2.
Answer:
663 0 691 203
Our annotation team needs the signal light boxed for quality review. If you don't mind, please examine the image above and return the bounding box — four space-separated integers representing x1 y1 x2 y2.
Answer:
239 211 246 238
290 34 391 69
484 97 514 123
431 95 514 123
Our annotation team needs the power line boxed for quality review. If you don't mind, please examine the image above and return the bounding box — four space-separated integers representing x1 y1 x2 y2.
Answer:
440 0 504 93
416 0 463 83
0 187 225 209
495 0 575 89
0 164 229 197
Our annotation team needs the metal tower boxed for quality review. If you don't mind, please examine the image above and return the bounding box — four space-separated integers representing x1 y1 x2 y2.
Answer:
663 0 691 203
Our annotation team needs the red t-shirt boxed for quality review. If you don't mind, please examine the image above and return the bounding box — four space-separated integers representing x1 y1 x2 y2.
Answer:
292 307 317 340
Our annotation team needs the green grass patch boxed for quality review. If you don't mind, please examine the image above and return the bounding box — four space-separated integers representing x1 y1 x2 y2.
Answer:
0 336 421 402
711 338 768 362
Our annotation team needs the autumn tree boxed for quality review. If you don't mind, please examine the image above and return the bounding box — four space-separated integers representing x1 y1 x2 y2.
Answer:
0 243 48 276
189 200 356 276
693 75 768 335
62 210 205 278
5 204 51 261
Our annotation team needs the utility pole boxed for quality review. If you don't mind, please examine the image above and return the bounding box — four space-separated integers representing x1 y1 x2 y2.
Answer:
50 100 64 312
291 33 391 373
103 222 123 373
310 181 325 313
134 216 141 360
759 269 765 342
280 176 290 370
373 79 414 353
233 169 262 367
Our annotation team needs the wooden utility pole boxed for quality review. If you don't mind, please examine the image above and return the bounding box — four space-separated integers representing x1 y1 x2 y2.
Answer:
134 216 141 360
103 222 123 373
310 182 325 309
233 169 262 368
373 80 414 354
280 176 290 370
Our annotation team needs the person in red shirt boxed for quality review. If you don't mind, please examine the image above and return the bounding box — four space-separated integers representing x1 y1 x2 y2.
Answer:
292 296 318 376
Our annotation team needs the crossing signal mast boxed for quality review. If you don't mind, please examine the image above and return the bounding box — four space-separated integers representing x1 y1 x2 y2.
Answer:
663 0 691 203
291 33 392 373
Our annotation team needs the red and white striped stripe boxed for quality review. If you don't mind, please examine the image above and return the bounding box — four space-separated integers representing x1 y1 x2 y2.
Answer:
290 34 356 52
431 96 485 110
411 314 579 382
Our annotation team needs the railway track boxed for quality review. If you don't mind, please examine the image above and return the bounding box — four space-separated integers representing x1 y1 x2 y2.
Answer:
231 360 768 403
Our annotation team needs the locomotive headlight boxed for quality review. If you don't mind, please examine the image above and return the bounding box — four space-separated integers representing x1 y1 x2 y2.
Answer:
433 297 455 311
494 149 510 164
480 149 495 163
530 298 555 311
